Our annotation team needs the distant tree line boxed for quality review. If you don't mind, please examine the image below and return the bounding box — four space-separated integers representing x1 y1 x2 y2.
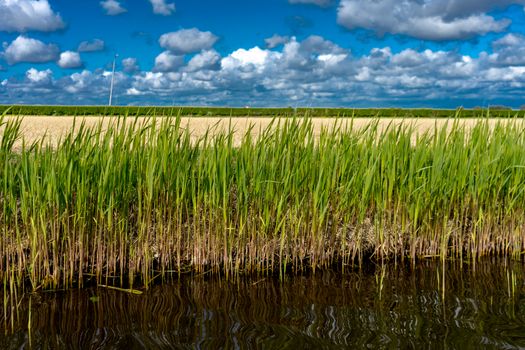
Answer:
474 105 523 111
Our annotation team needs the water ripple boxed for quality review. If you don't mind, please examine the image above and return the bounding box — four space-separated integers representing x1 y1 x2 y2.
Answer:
1 260 525 349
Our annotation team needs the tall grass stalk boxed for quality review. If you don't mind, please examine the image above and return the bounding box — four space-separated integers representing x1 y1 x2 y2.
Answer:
0 115 524 290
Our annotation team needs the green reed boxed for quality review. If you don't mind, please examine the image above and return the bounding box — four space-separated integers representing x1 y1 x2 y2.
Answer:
0 114 524 290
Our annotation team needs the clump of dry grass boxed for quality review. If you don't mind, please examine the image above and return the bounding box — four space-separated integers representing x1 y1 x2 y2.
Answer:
0 113 525 291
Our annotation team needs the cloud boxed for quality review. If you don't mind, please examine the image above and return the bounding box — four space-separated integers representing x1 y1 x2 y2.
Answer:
280 35 347 71
0 0 64 32
78 39 105 52
490 33 525 66
26 67 52 84
131 35 525 106
122 57 140 73
493 33 524 47
486 66 525 82
60 69 129 98
220 47 280 78
63 70 99 94
149 0 175 15
153 51 184 72
2 34 525 108
159 28 218 54
58 51 83 69
126 87 143 96
2 35 59 65
223 47 270 67
422 0 525 20
62 70 99 94
186 50 221 72
289 0 332 7
337 0 520 40
100 0 126 15
265 34 290 49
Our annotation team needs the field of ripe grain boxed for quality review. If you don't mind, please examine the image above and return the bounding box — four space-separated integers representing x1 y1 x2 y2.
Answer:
8 116 525 148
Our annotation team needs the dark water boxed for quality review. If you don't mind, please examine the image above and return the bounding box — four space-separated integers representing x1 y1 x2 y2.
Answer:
1 261 525 349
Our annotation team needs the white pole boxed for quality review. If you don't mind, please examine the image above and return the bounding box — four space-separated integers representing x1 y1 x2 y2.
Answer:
109 54 118 106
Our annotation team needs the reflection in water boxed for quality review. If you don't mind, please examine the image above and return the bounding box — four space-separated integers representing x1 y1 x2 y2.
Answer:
1 261 525 349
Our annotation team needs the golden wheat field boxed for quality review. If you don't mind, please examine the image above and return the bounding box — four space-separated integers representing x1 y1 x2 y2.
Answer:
6 116 524 147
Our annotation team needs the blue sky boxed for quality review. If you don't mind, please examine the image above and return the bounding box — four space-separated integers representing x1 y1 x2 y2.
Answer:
1 0 525 108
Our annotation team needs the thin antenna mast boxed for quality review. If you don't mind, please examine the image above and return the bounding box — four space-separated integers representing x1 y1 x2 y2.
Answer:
108 54 118 106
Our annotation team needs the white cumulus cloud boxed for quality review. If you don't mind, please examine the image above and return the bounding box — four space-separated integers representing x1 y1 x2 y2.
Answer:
78 39 105 52
126 87 144 96
58 51 83 69
26 68 52 84
280 35 346 71
0 0 64 32
265 34 290 49
493 33 524 47
2 35 59 65
3 34 525 108
100 0 126 15
222 47 274 69
337 0 520 41
486 66 525 81
122 57 140 73
490 33 525 66
159 28 218 54
186 50 221 72
153 51 184 72
149 0 175 15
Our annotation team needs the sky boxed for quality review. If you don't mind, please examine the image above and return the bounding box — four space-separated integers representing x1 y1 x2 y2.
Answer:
0 0 525 108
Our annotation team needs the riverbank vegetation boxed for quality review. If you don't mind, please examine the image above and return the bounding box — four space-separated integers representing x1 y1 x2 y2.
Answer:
1 113 524 291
